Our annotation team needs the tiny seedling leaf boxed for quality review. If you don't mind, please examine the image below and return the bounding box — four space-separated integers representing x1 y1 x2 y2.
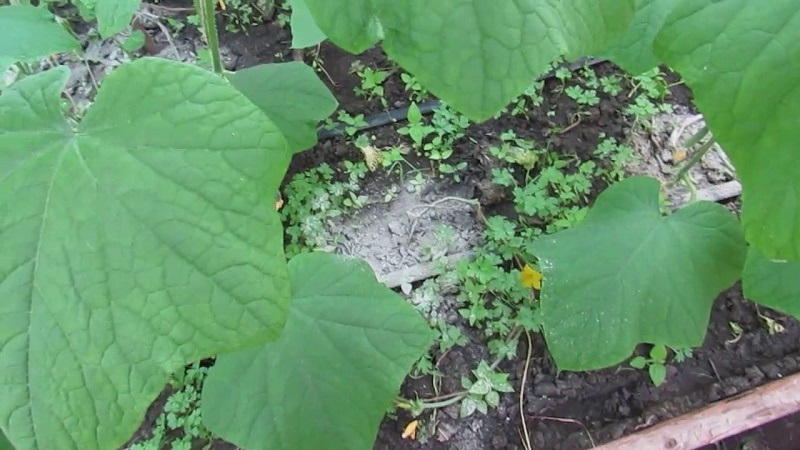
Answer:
469 379 492 396
485 390 500 408
121 29 146 53
202 252 434 450
460 397 479 418
406 101 422 124
743 247 800 319
0 5 80 74
228 62 338 153
629 356 647 369
0 58 292 450
654 0 800 259
649 364 667 386
532 177 746 371
650 344 668 362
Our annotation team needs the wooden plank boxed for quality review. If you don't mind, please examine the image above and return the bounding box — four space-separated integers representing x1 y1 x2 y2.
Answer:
595 372 800 450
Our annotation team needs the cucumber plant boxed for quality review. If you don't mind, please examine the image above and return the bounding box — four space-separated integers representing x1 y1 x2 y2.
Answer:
1 0 800 449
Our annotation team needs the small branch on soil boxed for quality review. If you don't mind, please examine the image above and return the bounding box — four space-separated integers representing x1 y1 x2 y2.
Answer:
557 115 582 135
594 371 800 450
670 181 742 210
519 331 534 450
406 196 480 243
377 251 471 289
528 415 596 447
669 115 705 149
138 10 180 59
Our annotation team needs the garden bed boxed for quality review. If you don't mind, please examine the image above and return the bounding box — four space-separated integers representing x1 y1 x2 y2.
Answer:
93 8 800 450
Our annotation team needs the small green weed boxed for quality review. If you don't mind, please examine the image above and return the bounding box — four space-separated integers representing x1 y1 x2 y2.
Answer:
459 361 514 417
600 74 623 96
506 80 545 116
438 161 467 182
593 134 638 182
281 163 368 256
398 101 469 162
565 84 600 106
624 68 674 128
323 110 369 138
400 72 429 102
353 64 389 104
671 346 694 363
554 66 572 85
219 0 272 33
397 102 435 147
126 364 211 450
630 344 668 386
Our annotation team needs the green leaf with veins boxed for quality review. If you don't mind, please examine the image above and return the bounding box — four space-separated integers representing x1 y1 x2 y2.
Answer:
202 252 434 450
654 0 800 260
0 429 12 450
0 5 80 74
601 0 677 74
531 177 746 370
304 0 635 121
228 62 338 153
288 0 328 48
0 58 292 450
743 247 800 319
95 0 140 37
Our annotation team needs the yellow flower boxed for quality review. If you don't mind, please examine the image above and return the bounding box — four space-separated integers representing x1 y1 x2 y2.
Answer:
401 420 418 440
520 264 542 290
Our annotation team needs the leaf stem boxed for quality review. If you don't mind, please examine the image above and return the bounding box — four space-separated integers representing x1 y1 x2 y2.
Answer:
194 0 223 74
395 325 523 413
682 125 709 149
671 137 716 187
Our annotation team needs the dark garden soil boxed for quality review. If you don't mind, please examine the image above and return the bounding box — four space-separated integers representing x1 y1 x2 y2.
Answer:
121 13 800 450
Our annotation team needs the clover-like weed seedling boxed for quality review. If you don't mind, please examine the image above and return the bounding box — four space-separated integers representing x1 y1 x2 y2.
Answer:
564 85 600 106
600 74 623 96
630 344 669 386
355 67 389 104
460 361 514 417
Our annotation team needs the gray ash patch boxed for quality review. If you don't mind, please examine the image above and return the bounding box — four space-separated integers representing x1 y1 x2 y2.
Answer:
330 175 482 281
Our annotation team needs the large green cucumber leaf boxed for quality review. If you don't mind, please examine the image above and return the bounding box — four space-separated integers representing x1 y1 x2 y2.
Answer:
227 62 337 153
304 0 636 121
202 252 434 450
654 0 800 260
743 247 800 319
95 0 140 37
531 177 746 370
288 0 328 49
0 58 292 450
601 0 676 74
0 430 12 450
0 5 80 75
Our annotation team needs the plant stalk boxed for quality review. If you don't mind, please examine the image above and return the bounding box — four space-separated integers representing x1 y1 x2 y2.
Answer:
682 125 709 149
395 325 524 412
194 0 223 74
671 137 717 186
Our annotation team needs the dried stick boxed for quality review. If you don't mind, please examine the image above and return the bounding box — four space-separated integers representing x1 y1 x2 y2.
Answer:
594 372 800 449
